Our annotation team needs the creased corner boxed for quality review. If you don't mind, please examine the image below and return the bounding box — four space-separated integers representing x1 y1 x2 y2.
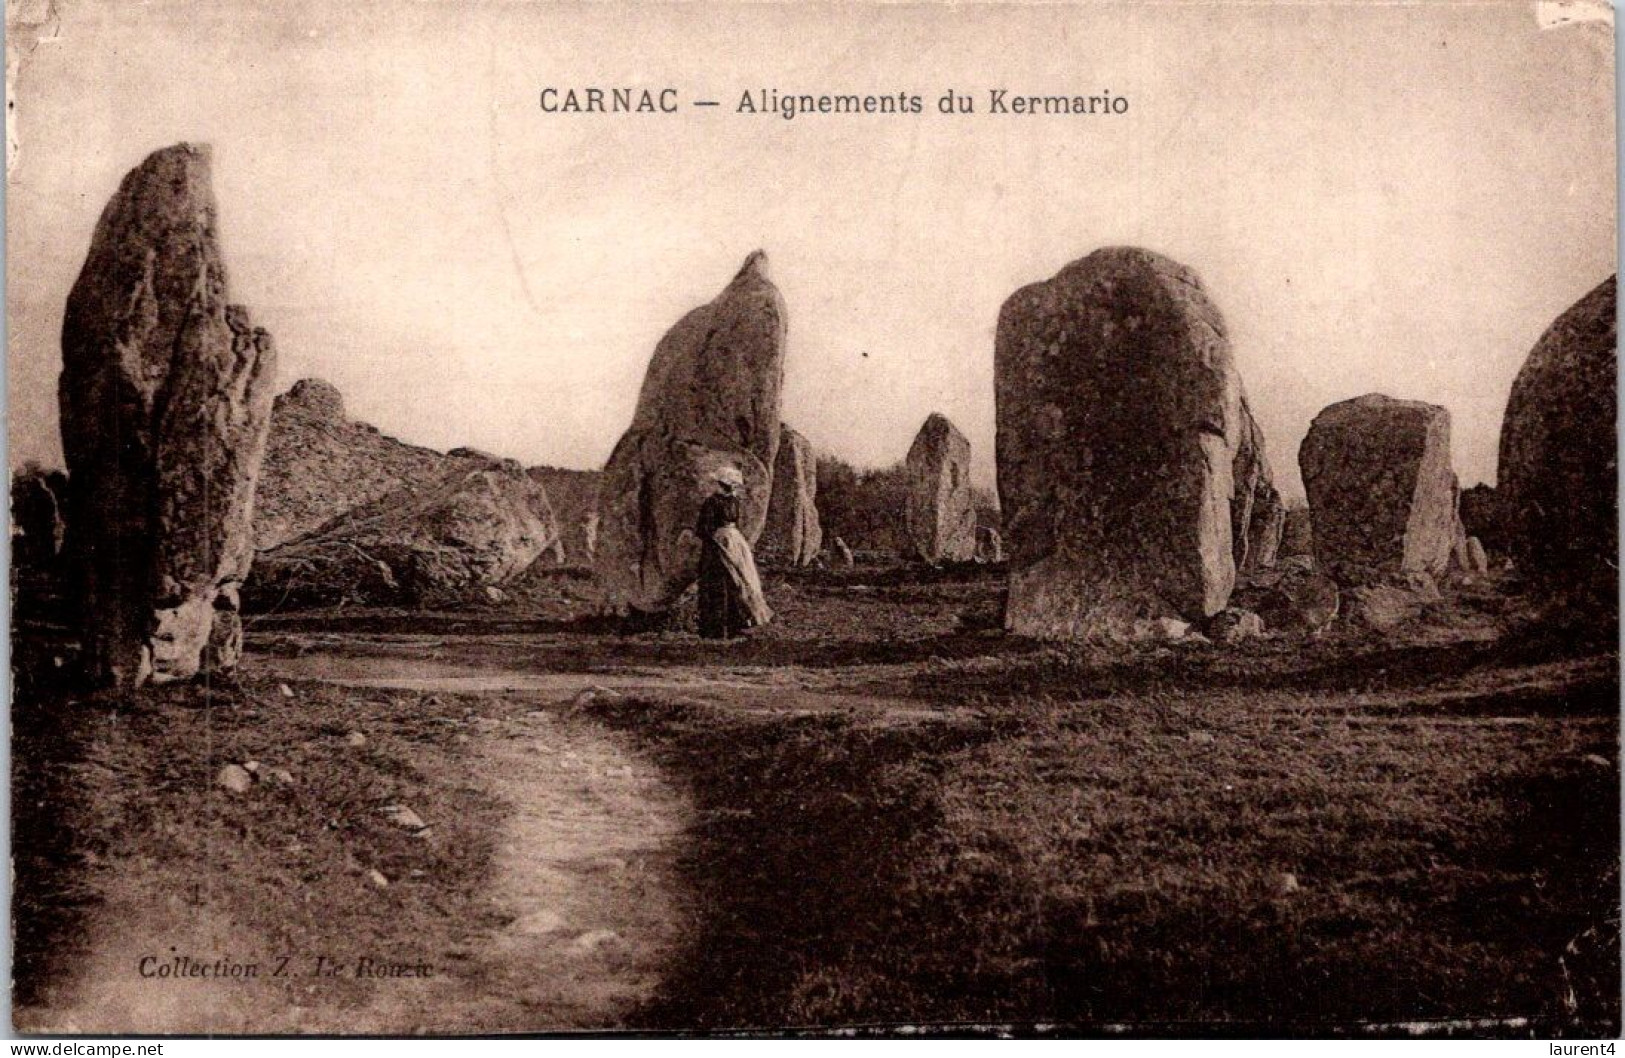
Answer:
1534 0 1614 31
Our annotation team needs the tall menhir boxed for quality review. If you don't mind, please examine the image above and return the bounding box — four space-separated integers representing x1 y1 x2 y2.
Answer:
59 143 277 688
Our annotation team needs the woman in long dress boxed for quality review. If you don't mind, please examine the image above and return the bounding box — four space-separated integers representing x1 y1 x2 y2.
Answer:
695 475 773 639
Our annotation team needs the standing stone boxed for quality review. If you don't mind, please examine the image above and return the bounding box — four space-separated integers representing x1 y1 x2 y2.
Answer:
834 536 855 568
58 143 277 687
904 413 976 564
10 467 71 628
995 247 1244 638
1498 275 1618 609
1280 506 1314 560
595 252 786 614
1298 394 1455 584
1246 483 1286 572
10 467 67 568
1232 398 1284 573
758 423 823 567
1447 472 1473 572
1458 484 1504 556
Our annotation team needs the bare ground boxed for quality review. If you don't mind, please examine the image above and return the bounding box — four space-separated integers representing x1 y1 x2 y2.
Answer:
11 564 1620 1035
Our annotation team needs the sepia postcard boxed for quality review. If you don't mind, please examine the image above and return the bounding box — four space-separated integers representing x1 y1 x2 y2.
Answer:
5 0 1619 1039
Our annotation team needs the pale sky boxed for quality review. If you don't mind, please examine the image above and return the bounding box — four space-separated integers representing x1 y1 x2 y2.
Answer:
7 0 1616 501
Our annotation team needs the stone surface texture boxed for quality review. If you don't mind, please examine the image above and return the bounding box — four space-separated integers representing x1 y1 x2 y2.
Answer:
995 247 1244 638
59 143 277 686
595 252 786 613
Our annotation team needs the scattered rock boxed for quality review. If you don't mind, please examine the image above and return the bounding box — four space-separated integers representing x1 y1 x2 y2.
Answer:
834 536 855 568
367 869 391 889
1254 570 1340 633
279 683 295 698
1189 730 1216 745
995 247 1245 638
269 768 296 786
381 804 428 831
570 686 621 710
905 413 977 563
1207 608 1265 643
10 466 67 568
513 910 567 935
1278 872 1302 895
1345 584 1426 633
1299 393 1456 584
595 251 786 615
1140 617 1191 641
1499 275 1618 611
59 143 277 688
216 764 254 794
345 731 368 749
571 929 621 953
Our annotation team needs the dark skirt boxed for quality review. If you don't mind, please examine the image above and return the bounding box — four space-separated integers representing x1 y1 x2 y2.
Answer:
696 545 746 639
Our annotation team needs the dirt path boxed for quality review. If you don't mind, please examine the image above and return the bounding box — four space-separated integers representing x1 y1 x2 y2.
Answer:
252 651 955 722
385 711 694 1032
13 703 693 1035
34 642 952 1032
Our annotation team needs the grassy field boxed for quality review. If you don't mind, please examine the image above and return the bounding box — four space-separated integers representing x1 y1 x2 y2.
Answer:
11 672 513 1033
11 564 1621 1035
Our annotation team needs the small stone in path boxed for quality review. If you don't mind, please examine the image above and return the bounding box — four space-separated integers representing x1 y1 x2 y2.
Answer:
216 764 253 793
